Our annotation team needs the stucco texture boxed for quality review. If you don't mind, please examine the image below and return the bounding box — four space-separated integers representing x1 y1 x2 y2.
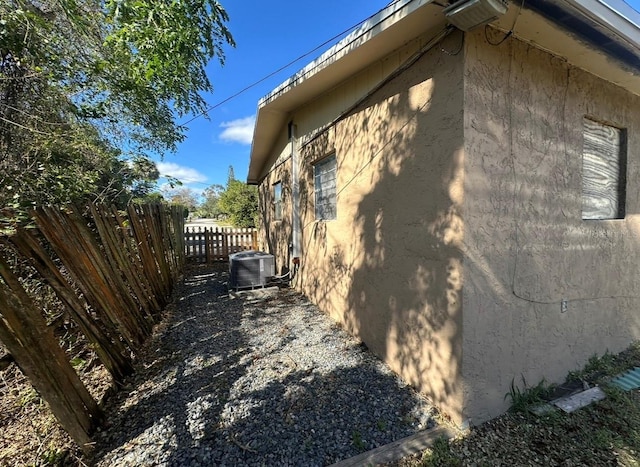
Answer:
257 26 640 427
259 36 467 422
462 29 640 423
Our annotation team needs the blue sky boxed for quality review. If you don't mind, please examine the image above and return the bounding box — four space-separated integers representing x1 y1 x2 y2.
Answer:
155 0 391 196
155 0 640 197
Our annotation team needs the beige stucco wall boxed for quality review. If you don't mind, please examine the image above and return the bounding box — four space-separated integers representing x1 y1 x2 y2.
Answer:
257 137 293 274
259 31 467 422
257 23 640 426
462 29 640 424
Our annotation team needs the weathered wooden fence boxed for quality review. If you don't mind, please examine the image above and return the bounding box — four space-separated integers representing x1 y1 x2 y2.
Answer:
185 226 257 262
0 202 185 451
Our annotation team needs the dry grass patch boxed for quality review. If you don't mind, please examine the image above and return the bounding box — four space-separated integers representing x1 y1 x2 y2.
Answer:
0 340 112 466
394 343 640 466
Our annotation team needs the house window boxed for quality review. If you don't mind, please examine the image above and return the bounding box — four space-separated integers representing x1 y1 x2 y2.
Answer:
274 181 282 221
314 154 337 220
582 118 627 220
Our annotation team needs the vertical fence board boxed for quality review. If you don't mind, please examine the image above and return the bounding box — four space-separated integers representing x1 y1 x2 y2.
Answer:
32 207 134 347
33 207 143 348
184 226 258 263
173 207 186 268
0 201 185 450
90 204 154 323
6 231 133 382
140 204 171 297
110 206 162 314
127 204 168 302
89 204 154 335
0 256 100 450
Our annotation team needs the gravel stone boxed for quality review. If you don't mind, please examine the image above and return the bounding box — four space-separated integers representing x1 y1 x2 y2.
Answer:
93 264 437 466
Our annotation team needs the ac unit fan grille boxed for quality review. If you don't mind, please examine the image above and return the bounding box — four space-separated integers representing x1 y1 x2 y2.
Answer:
229 251 275 290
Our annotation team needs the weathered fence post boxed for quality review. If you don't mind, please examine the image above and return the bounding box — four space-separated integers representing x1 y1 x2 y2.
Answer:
90 204 155 325
205 228 211 263
33 206 146 348
0 201 186 452
0 256 101 451
110 205 162 314
172 206 186 268
6 230 133 382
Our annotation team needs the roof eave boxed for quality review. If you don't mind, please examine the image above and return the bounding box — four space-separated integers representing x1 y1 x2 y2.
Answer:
248 0 640 184
525 0 640 71
563 0 640 51
248 0 442 184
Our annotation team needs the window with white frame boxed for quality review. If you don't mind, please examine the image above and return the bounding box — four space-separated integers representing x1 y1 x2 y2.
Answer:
582 118 627 220
314 154 337 220
273 181 282 221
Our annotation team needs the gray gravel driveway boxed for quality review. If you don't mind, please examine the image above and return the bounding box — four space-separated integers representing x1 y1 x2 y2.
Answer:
93 264 436 466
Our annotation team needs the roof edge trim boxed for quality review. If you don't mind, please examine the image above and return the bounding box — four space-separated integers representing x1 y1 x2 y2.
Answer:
257 0 433 109
562 0 640 50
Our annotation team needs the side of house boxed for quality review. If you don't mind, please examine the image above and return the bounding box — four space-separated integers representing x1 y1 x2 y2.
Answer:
462 22 640 421
250 0 640 426
257 28 468 422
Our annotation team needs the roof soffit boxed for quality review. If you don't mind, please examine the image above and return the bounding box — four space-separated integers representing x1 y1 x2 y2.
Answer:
249 0 640 184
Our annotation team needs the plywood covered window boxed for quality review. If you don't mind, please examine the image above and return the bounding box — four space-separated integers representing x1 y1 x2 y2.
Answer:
273 182 282 221
582 118 627 220
314 154 337 220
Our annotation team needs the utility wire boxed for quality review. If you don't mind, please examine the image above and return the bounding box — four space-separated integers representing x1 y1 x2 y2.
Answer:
180 0 406 126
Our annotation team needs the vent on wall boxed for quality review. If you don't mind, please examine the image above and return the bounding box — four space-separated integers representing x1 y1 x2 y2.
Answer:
229 251 275 290
443 0 509 31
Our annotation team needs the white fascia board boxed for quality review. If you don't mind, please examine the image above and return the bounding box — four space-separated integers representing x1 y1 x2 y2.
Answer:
258 0 433 109
249 0 438 183
563 0 640 50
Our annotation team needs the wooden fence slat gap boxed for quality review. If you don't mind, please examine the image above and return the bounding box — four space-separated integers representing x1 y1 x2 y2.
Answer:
183 225 257 263
1 201 184 449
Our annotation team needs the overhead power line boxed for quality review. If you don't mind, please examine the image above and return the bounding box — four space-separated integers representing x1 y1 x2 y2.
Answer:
180 0 405 126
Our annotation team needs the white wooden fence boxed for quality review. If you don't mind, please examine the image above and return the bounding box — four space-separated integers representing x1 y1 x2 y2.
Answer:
184 227 258 262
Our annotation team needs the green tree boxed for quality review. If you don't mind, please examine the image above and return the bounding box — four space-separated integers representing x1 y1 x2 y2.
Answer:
227 165 235 185
218 180 258 228
199 184 225 218
166 187 199 215
0 0 234 217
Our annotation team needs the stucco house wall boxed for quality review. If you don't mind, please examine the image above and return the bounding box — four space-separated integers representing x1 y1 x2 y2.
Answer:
462 29 640 423
259 32 467 421
255 5 639 427
257 136 293 275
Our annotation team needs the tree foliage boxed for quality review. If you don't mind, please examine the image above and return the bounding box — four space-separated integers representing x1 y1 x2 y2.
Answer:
104 0 233 118
166 187 199 214
0 0 234 217
218 180 258 228
227 165 235 186
198 183 225 218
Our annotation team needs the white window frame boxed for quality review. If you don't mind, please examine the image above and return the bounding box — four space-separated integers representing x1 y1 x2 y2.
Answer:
314 154 337 220
273 181 282 221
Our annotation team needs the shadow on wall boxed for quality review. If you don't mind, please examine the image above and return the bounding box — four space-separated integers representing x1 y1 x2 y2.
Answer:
296 34 466 420
259 168 293 275
264 29 640 424
459 32 640 420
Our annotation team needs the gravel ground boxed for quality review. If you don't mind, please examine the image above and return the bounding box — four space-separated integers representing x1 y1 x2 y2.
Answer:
92 264 437 466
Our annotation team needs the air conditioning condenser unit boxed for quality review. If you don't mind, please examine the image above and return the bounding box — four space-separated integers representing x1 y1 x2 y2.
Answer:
229 251 275 290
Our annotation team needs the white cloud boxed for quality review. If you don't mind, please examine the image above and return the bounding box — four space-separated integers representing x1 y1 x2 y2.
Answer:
219 116 255 145
156 162 208 184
